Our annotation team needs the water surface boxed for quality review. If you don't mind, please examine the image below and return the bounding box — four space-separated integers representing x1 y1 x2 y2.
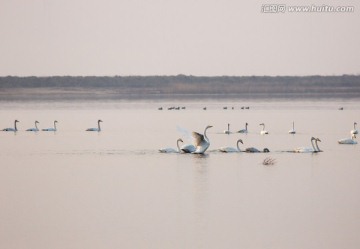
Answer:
1 99 359 249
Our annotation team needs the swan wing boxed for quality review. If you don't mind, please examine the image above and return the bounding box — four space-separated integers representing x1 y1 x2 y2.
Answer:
219 147 237 153
245 147 260 153
294 146 314 153
338 138 357 144
192 132 205 146
181 144 196 153
159 148 177 153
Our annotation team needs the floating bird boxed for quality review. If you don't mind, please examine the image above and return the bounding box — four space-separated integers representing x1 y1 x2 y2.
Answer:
338 134 357 144
3 120 19 132
259 123 269 135
288 121 296 134
245 147 270 153
86 119 103 132
219 139 243 153
26 121 40 132
237 122 248 133
350 122 358 135
192 125 213 154
180 143 196 153
224 123 231 134
42 120 58 131
159 138 183 153
294 137 321 153
203 107 207 110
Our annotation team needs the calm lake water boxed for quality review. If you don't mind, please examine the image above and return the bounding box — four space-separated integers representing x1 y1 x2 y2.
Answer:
1 98 360 249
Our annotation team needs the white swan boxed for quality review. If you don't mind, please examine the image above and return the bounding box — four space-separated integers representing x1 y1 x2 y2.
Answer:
86 119 103 131
245 147 270 153
224 123 231 134
288 121 296 134
42 120 58 131
294 137 321 153
192 125 213 154
338 134 357 144
159 138 183 153
180 143 196 153
259 123 268 135
26 121 40 132
350 122 358 135
219 139 243 153
237 122 248 133
3 120 19 132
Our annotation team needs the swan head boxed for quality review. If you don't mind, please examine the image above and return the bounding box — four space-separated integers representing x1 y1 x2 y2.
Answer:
311 137 316 141
263 148 270 153
15 120 19 123
98 119 103 123
316 138 321 142
245 122 248 125
177 138 184 143
206 125 213 129
259 123 264 126
35 121 39 124
237 139 243 144
54 120 58 123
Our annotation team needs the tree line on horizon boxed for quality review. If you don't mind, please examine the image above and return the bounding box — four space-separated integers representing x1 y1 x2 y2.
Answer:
0 75 359 96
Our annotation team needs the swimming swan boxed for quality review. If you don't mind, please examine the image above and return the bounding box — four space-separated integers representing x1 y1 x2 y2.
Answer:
3 120 19 132
192 125 213 154
294 137 321 153
86 120 103 131
180 143 196 153
338 134 357 144
237 123 248 133
288 121 296 134
259 123 268 135
26 121 40 132
224 123 231 134
159 138 183 153
42 120 58 131
350 122 358 135
245 147 270 153
219 139 243 153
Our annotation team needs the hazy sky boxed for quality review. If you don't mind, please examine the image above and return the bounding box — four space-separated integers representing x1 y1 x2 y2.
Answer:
0 0 359 76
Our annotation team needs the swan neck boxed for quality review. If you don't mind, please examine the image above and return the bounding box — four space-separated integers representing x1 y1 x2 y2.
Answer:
54 121 57 130
14 121 18 131
311 139 316 151
315 140 320 152
35 122 38 129
177 140 181 152
236 140 241 151
204 127 209 141
98 121 101 131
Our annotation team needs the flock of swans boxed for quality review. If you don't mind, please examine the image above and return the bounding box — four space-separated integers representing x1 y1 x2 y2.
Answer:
1 119 103 132
2 119 357 152
159 122 358 154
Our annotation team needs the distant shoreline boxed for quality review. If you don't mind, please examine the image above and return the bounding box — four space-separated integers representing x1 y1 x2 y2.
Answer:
1 75 359 100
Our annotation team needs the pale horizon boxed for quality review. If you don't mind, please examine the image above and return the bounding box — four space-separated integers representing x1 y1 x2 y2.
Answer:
1 0 359 77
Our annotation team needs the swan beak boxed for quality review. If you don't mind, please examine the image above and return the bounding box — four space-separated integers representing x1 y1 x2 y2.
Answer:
240 140 243 144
